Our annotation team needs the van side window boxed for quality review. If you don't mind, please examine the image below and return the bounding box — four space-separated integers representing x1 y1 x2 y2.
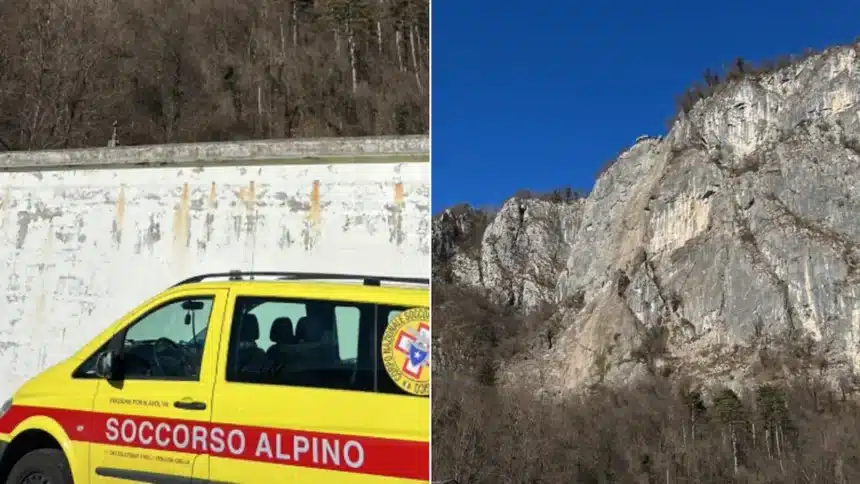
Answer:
335 306 360 361
74 297 215 381
225 296 421 396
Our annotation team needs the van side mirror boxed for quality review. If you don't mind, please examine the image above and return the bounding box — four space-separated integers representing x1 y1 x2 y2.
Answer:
95 350 122 380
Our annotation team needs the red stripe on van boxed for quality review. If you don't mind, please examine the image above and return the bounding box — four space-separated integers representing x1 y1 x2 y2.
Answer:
0 405 429 481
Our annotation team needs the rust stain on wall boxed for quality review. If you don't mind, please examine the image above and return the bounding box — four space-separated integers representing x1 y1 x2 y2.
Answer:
237 181 257 210
246 181 257 211
172 183 191 270
116 186 126 225
394 182 405 207
309 180 321 226
203 182 217 249
245 181 257 238
388 181 406 246
208 182 218 209
234 181 258 240
303 180 322 250
112 186 126 245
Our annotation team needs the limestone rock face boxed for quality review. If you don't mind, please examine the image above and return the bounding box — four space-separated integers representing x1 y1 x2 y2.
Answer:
433 196 583 311
434 45 860 393
432 204 488 287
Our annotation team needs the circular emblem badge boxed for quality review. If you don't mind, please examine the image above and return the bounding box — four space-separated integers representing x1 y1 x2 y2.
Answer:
381 307 430 396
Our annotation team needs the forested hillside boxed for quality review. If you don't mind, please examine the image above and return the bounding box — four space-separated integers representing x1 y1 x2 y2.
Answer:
0 0 428 150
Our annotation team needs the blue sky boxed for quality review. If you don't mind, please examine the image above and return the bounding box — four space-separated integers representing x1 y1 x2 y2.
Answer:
431 0 860 210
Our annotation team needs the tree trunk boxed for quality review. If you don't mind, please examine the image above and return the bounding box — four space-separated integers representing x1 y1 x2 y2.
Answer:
765 428 771 458
776 424 785 474
396 29 404 72
690 408 696 443
347 19 357 93
376 0 383 54
291 1 298 46
279 15 286 56
257 84 263 136
731 423 738 475
409 25 421 91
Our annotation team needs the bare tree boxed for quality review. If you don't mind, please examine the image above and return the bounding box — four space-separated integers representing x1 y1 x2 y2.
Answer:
0 0 429 150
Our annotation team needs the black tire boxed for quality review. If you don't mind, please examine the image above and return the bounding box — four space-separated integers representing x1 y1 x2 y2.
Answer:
6 448 72 484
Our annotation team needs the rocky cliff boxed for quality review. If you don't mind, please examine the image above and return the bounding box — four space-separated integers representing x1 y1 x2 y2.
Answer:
433 193 583 310
433 44 860 396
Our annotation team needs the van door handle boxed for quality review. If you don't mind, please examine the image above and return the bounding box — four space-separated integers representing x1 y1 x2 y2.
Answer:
173 400 207 410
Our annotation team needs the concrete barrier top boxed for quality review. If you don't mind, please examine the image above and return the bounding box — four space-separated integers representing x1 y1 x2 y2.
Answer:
0 135 429 171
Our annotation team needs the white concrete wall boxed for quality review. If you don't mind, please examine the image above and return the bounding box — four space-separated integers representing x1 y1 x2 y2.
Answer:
0 136 429 399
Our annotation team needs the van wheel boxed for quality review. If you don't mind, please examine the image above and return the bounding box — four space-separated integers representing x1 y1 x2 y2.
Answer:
6 449 72 484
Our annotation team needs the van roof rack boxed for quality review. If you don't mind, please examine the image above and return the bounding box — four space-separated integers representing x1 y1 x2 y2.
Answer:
172 270 429 287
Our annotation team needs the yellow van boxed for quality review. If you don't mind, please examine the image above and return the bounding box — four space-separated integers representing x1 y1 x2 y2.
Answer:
0 271 430 483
